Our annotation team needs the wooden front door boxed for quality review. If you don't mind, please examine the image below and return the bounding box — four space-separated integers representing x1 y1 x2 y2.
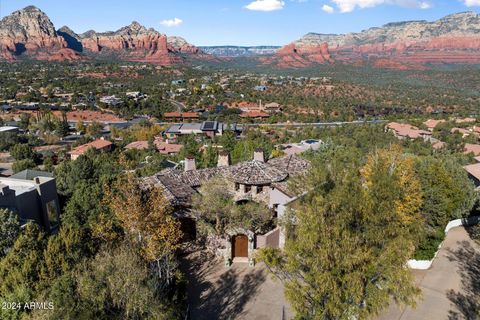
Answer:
232 235 248 258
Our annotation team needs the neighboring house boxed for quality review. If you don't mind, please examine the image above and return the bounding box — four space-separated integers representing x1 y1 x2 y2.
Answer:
125 141 149 150
141 150 310 266
254 85 267 92
165 121 241 139
240 111 270 119
451 127 476 138
263 102 282 113
432 140 446 150
464 143 480 157
463 163 480 189
68 138 113 160
385 122 431 140
278 139 323 156
171 79 186 86
0 126 19 133
0 170 60 232
164 112 200 122
455 117 477 124
154 138 183 155
99 95 122 106
126 91 146 100
423 119 445 131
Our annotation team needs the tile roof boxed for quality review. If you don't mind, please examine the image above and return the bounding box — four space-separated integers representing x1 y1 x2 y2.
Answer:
464 163 480 181
125 141 149 150
386 122 431 139
156 141 183 154
140 154 310 206
240 111 270 118
164 112 199 118
423 119 445 129
464 143 480 156
68 139 112 156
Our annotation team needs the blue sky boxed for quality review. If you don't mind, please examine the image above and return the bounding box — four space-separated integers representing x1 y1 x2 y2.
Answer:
1 0 479 46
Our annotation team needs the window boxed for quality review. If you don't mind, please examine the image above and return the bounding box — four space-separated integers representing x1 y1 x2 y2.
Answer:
245 185 251 193
235 183 240 191
257 186 263 193
273 204 279 218
46 200 59 227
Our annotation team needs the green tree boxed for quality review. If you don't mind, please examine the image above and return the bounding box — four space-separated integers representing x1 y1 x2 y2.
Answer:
54 114 70 137
13 158 36 173
201 143 217 168
414 156 477 259
18 113 31 130
258 147 422 319
218 130 237 153
0 223 47 319
192 177 271 235
10 143 35 160
0 209 20 257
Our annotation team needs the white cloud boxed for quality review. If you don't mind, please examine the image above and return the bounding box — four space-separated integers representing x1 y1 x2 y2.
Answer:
322 4 335 13
330 0 432 13
419 1 432 8
160 17 183 27
463 0 480 6
245 0 285 11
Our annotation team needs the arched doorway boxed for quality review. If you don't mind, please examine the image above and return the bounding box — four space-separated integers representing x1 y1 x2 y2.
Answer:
232 234 248 258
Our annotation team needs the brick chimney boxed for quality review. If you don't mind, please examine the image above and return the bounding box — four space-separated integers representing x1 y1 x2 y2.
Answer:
217 151 230 167
184 156 196 172
253 148 265 162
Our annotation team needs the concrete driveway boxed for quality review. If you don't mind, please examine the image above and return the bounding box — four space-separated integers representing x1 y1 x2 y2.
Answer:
379 226 480 320
181 249 292 320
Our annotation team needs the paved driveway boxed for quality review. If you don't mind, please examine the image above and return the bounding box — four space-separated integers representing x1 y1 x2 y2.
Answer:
379 227 480 320
181 250 292 320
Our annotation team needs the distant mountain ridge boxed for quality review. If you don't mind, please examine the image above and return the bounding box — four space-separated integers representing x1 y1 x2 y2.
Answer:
0 6 200 64
200 46 280 57
267 11 480 68
1 6 479 69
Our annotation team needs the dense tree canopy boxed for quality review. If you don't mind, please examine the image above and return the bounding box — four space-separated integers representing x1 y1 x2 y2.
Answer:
259 146 424 319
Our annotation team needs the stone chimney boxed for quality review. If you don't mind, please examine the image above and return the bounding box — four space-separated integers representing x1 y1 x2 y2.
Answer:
184 156 196 172
253 148 265 162
217 151 230 167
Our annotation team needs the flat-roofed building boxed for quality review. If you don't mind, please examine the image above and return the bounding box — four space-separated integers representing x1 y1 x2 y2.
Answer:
0 170 60 232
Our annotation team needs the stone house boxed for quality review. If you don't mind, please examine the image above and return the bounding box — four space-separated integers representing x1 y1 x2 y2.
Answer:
141 149 310 266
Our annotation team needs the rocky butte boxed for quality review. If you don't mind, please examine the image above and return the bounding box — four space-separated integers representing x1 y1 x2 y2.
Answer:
0 6 200 65
266 12 480 69
0 6 81 61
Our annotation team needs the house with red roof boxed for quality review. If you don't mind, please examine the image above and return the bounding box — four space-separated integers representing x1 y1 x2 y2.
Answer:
464 144 480 157
124 141 149 151
68 138 113 160
164 112 200 122
463 163 480 189
385 122 431 140
240 111 270 119
423 119 445 131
